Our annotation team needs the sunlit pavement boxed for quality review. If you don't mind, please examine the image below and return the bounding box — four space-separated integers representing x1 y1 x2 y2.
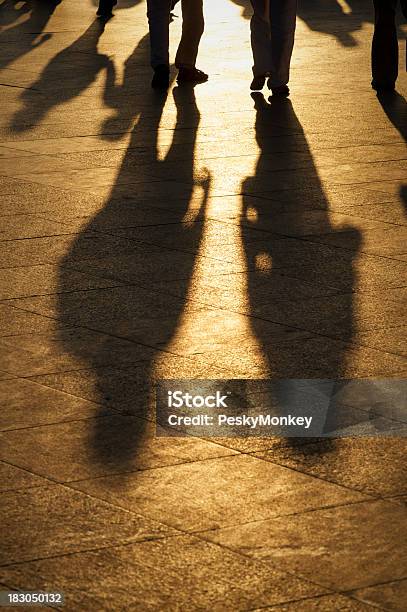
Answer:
0 0 406 609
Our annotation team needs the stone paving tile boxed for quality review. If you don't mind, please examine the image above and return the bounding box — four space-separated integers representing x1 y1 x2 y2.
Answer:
0 536 326 611
1 135 135 155
255 438 407 497
0 146 35 158
151 272 341 315
150 309 312 356
0 302 61 337
0 232 146 268
9 288 224 348
354 326 407 358
240 288 407 341
0 461 48 492
203 499 407 591
0 214 75 241
30 357 228 416
202 437 317 455
237 209 397 237
14 166 165 193
7 138 404 171
29 365 152 412
240 163 407 201
351 579 407 612
0 377 106 431
325 201 407 226
320 160 407 186
241 236 407 292
364 181 406 199
0 153 126 177
251 184 403 210
0 370 16 381
61 245 246 283
0 327 154 377
0 484 174 565
71 454 367 533
251 593 376 611
206 334 407 378
0 182 106 217
111 219 277 250
0 416 237 482
39 202 202 234
14 171 211 200
0 263 123 300
307 226 407 258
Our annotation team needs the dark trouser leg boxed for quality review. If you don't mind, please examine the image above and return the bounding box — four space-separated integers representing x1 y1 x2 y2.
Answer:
146 0 172 68
175 0 204 68
401 0 407 74
268 0 297 87
372 0 399 87
250 0 272 77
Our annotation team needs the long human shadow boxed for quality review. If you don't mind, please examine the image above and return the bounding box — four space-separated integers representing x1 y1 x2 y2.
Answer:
297 0 369 47
0 0 61 71
57 42 209 471
10 19 113 132
298 0 405 47
377 91 407 215
230 0 372 46
241 93 361 439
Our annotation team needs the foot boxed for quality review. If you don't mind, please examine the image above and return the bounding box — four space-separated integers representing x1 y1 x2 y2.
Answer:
372 80 395 92
250 75 266 91
96 0 117 18
268 81 290 97
151 64 170 89
177 67 208 84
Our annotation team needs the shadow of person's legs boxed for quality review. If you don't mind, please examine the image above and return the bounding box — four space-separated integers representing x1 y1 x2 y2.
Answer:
57 61 209 471
241 93 361 442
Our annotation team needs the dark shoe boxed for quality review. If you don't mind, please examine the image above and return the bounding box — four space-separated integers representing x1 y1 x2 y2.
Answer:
372 79 395 92
250 75 266 91
96 0 117 18
151 64 170 89
268 81 290 97
177 67 208 84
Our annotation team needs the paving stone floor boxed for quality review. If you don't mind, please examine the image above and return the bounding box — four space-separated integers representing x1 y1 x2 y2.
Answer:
0 0 406 610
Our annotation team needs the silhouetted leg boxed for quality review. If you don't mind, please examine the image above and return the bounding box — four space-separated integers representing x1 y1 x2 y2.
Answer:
250 0 272 77
146 0 172 68
268 0 297 87
175 0 204 68
372 0 398 89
